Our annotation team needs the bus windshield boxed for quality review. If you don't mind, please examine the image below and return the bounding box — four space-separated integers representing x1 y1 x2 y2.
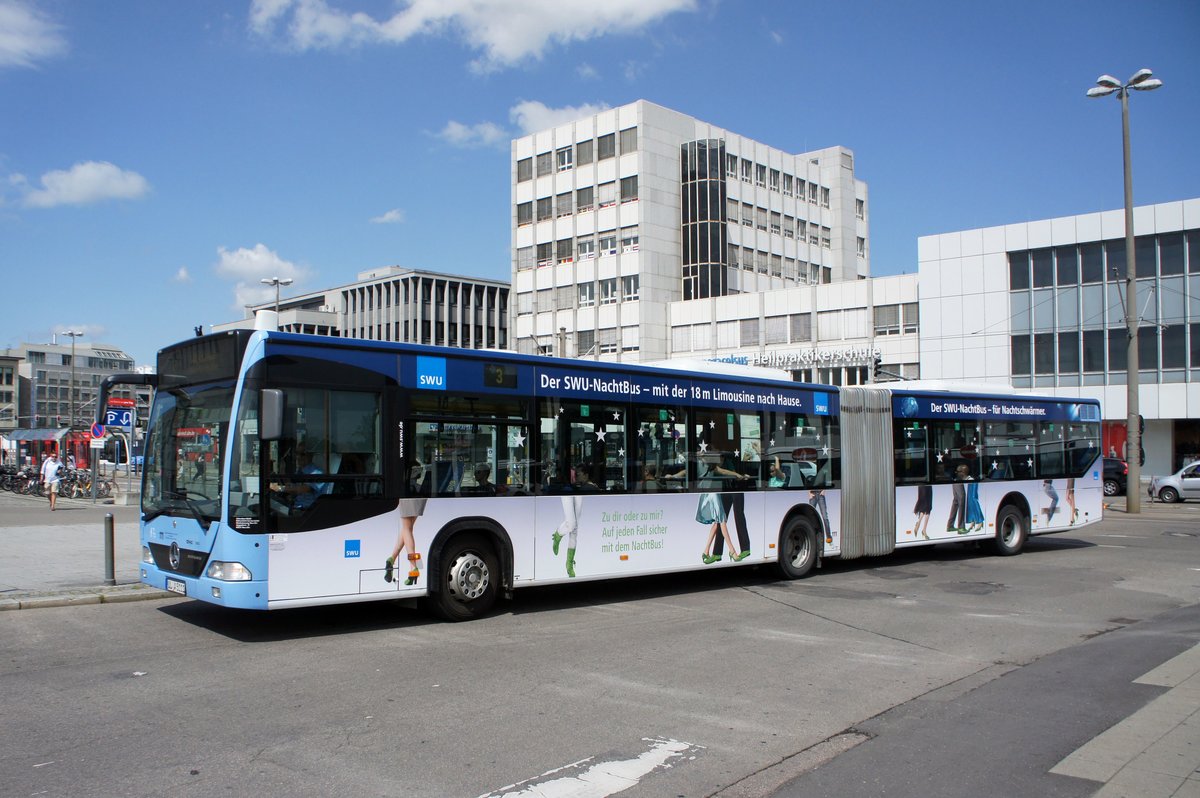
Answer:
143 381 233 524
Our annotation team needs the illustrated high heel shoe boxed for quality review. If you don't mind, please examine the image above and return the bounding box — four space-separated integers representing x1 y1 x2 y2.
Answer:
405 552 421 586
702 552 718 564
729 550 751 562
384 556 395 583
552 530 563 556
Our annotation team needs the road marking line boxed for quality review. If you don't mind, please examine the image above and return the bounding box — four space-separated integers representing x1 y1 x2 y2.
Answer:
478 737 700 798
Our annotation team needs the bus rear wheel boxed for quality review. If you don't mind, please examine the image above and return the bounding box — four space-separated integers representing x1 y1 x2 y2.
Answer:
429 534 499 622
991 505 1028 556
777 516 817 579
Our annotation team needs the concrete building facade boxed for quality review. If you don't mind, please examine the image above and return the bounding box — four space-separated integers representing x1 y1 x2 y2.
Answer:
511 100 869 362
217 266 509 350
918 197 1200 474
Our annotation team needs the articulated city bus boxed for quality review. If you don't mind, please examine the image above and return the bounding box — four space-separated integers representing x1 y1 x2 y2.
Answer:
100 328 1102 620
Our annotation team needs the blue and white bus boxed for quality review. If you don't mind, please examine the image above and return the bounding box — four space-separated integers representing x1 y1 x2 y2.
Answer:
100 328 1102 620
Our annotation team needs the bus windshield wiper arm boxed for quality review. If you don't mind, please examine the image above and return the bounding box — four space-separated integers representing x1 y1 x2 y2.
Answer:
162 490 208 527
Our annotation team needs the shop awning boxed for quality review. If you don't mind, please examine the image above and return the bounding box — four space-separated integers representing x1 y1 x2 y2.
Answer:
4 428 69 442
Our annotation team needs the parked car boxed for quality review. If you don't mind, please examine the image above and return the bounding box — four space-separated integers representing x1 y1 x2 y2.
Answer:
1103 457 1127 497
1148 461 1200 503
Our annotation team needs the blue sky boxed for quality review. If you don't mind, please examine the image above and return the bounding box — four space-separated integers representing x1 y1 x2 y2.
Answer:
2 0 1197 367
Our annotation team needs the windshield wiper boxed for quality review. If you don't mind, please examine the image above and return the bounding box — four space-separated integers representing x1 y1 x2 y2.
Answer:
162 489 210 528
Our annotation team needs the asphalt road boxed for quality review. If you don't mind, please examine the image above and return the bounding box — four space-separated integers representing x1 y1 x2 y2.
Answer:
1 502 1197 797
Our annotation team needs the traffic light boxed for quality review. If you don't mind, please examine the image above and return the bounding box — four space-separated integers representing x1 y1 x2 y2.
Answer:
1138 414 1145 435
1139 447 1145 467
872 355 882 381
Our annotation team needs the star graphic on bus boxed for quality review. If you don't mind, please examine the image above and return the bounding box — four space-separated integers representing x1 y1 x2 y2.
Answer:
936 452 944 462
595 430 606 442
618 448 625 458
511 431 526 448
769 438 775 446
637 427 645 437
612 411 621 421
1026 458 1034 467
821 446 830 456
709 420 715 428
698 440 709 453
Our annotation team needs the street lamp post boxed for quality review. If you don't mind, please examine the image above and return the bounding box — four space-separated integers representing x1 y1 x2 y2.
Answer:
64 329 84 434
260 277 293 315
1087 68 1162 514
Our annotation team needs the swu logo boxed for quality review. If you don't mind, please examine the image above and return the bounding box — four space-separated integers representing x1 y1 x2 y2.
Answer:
416 356 446 390
344 539 361 558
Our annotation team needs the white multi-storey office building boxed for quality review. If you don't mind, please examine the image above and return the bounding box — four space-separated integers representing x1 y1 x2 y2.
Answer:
511 100 870 363
918 197 1200 475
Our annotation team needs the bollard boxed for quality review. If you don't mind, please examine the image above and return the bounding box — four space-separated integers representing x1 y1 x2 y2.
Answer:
104 513 116 586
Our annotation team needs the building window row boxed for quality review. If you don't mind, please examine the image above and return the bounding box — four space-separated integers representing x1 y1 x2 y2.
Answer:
873 303 919 336
517 127 639 183
726 199 831 250
516 227 639 271
1008 229 1200 290
517 276 641 315
516 177 638 228
724 153 830 207
1011 323 1200 386
727 245 824 284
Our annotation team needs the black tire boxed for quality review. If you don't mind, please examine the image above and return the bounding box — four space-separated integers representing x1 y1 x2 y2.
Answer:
429 534 499 622
1158 486 1180 504
776 515 818 579
991 504 1028 556
1103 479 1120 497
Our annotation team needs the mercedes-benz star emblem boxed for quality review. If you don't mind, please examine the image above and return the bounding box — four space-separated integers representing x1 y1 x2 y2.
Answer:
169 541 181 570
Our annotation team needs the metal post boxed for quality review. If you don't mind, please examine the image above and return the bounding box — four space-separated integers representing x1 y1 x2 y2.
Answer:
1121 89 1141 514
104 512 115 586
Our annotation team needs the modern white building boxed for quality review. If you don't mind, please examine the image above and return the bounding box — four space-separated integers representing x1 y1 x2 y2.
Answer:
918 197 1200 474
216 266 510 350
511 100 870 363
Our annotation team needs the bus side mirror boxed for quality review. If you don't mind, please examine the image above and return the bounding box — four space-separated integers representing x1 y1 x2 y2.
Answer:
261 389 284 441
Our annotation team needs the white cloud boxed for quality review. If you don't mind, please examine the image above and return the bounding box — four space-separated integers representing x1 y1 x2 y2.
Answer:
0 0 68 69
248 0 697 70
370 208 405 224
174 266 192 283
438 119 508 148
576 63 598 80
214 243 310 308
769 30 784 45
21 161 150 208
509 100 609 135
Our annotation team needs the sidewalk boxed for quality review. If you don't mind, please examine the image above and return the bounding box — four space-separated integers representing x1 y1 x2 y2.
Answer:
0 487 169 610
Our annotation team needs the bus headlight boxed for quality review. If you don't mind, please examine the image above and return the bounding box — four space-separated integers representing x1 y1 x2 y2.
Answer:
142 546 153 564
206 561 253 581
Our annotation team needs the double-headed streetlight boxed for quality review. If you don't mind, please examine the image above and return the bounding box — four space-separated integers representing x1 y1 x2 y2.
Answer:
1087 68 1162 514
260 276 293 315
63 329 84 433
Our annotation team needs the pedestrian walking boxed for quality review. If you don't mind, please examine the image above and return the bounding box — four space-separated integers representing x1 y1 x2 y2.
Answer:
41 451 63 511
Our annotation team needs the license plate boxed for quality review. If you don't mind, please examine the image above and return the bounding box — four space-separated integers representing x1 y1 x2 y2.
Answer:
166 578 187 596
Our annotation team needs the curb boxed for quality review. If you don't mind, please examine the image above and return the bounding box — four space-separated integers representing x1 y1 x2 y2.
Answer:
0 583 173 611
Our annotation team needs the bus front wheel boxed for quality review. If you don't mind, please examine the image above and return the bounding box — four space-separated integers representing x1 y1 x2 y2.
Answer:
430 534 499 622
991 505 1028 556
777 516 817 579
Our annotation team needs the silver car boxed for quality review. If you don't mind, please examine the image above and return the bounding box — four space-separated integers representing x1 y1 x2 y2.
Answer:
1148 461 1200 503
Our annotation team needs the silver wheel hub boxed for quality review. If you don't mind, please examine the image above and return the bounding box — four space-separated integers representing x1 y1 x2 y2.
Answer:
788 530 810 565
1000 517 1018 544
448 552 489 601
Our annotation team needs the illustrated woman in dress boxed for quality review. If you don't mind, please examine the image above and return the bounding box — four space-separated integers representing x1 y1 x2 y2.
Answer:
386 463 427 585
698 491 744 563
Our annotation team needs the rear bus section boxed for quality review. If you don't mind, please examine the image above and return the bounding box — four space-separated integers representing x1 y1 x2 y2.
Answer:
834 385 1101 566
